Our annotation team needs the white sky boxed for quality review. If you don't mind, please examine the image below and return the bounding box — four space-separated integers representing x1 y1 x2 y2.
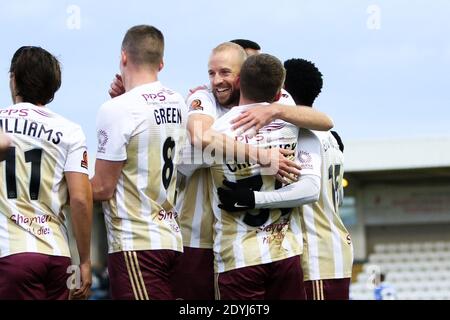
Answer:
1 0 449 156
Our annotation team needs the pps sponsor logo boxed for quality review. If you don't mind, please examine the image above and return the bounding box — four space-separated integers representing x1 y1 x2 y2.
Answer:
0 109 29 117
142 92 166 103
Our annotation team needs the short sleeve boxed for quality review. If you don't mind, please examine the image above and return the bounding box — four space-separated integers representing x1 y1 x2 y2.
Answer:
64 125 89 175
96 102 134 161
187 89 217 119
277 89 296 106
297 129 322 177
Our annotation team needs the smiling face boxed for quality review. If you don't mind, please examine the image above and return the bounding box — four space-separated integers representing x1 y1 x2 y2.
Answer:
208 46 245 108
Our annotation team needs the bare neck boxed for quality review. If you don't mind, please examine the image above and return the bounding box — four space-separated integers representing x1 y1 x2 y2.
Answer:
13 96 23 104
14 96 44 107
239 96 259 106
124 68 159 92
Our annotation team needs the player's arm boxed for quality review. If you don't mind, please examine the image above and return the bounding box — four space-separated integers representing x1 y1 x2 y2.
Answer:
188 113 300 179
63 127 93 300
188 84 208 96
256 130 323 208
91 160 124 201
218 175 320 212
0 131 11 162
187 113 215 149
231 104 333 134
205 127 300 177
65 172 93 300
189 112 259 161
218 129 322 212
176 138 207 178
253 175 320 209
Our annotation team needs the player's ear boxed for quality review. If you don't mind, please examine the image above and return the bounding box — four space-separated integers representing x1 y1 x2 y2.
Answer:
9 72 15 92
235 75 241 88
9 72 19 104
158 59 164 72
274 90 282 102
121 50 127 67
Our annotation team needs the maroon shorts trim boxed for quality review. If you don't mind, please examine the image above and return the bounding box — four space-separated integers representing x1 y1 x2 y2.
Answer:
170 247 214 300
108 250 179 300
304 278 351 300
217 255 306 300
0 253 71 300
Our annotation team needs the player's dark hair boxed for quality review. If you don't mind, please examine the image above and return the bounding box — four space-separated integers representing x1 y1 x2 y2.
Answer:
284 58 323 106
230 39 261 51
10 46 61 106
240 53 285 103
122 25 164 69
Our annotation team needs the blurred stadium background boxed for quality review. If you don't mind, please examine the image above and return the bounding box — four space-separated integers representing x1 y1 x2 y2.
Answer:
344 136 450 300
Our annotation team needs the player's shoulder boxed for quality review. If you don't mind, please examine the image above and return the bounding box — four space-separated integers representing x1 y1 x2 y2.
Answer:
103 82 185 109
278 89 296 106
300 128 322 141
52 110 85 135
188 87 214 100
187 88 216 111
214 104 247 123
310 130 344 155
158 83 186 103
308 129 339 143
32 104 84 133
101 91 129 111
299 130 333 155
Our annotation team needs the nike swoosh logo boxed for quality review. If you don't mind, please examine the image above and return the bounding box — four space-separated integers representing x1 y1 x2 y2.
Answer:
234 203 248 209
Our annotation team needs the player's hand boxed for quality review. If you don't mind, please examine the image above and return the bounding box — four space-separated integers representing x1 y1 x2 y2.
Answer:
257 148 300 184
70 261 92 300
109 74 125 99
231 104 280 137
218 179 255 212
275 148 301 184
187 85 208 97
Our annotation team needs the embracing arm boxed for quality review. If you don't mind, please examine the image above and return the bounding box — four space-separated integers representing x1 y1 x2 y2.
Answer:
217 174 320 212
254 175 320 209
273 104 333 131
188 113 300 178
217 128 323 212
231 104 334 134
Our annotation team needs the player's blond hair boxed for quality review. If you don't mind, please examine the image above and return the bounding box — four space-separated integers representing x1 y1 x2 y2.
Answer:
211 42 247 68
